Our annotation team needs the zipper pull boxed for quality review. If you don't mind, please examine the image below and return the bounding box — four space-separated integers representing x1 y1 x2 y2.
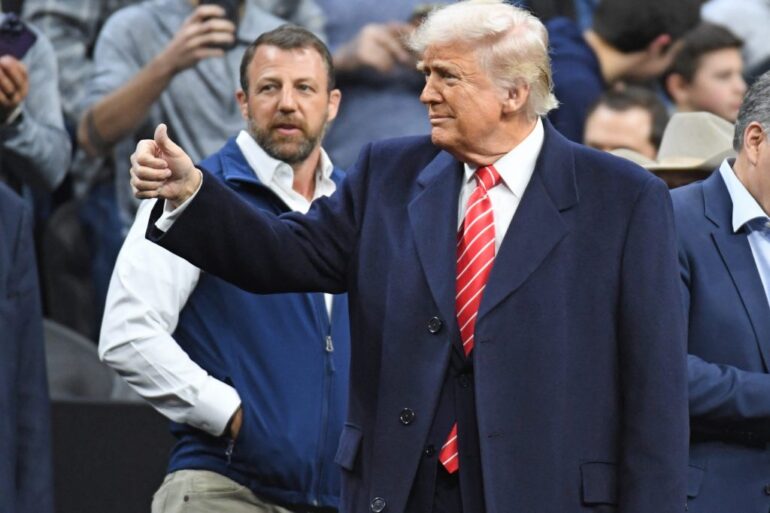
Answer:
225 438 235 465
325 335 334 352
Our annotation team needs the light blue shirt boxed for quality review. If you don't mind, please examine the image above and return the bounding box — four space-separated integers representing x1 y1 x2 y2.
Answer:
719 158 770 307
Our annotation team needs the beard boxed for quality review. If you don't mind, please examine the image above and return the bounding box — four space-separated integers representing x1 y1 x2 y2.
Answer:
249 113 327 165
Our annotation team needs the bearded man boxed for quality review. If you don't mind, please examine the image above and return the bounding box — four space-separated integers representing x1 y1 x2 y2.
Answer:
99 25 350 513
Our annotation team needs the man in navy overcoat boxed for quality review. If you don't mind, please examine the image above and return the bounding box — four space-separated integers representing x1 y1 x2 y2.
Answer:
130 2 688 512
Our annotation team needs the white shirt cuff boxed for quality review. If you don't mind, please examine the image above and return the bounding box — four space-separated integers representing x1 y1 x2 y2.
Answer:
154 174 203 232
185 376 241 437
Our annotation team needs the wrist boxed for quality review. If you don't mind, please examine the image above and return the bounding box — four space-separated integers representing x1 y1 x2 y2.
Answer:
150 50 178 80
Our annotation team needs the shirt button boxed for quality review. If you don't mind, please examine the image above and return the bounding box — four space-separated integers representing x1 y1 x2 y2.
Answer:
458 374 471 388
399 408 415 425
427 316 443 334
371 497 387 512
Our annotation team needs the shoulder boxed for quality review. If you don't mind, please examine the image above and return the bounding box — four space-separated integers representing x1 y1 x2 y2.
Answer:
98 0 176 40
197 138 241 179
570 138 662 194
670 178 708 231
365 135 441 166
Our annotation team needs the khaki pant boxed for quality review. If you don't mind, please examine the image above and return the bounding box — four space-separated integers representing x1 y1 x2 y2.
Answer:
151 470 297 513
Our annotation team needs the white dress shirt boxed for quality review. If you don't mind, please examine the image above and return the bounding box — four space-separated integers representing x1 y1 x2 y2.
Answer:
719 158 770 307
99 131 336 436
457 117 544 251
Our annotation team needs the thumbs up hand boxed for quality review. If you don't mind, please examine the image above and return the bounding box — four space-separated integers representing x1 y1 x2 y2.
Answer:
130 123 201 208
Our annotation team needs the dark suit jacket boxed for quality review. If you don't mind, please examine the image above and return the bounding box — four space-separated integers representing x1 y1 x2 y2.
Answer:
0 183 53 513
149 120 688 513
672 169 770 513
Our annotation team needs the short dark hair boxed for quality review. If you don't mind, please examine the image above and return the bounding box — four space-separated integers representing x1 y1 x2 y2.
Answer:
239 24 335 94
666 22 743 83
734 70 770 150
586 86 670 149
592 0 701 53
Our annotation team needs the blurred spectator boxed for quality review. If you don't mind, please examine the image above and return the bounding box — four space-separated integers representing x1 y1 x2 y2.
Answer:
0 182 53 513
664 23 746 123
22 0 138 132
547 0 701 142
0 13 70 198
584 86 669 159
612 112 735 189
702 0 770 81
317 0 432 168
100 25 350 513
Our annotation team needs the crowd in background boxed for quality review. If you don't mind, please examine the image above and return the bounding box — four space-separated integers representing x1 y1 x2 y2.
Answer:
5 0 770 512
7 0 768 343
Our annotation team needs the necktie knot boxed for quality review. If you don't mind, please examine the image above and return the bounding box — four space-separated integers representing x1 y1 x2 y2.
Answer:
474 165 502 192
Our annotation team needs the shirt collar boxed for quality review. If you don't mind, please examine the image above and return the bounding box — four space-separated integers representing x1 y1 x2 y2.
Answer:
462 117 545 199
235 129 334 186
719 158 769 233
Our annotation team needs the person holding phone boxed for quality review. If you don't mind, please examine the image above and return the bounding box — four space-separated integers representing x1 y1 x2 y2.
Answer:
0 13 70 196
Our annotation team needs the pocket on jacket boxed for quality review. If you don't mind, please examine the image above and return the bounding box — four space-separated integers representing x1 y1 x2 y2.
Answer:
334 423 362 471
580 462 618 506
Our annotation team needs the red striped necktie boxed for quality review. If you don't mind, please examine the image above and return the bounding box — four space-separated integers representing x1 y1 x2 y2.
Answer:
439 164 502 474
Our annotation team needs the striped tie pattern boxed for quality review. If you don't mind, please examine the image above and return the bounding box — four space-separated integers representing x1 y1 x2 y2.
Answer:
439 164 502 473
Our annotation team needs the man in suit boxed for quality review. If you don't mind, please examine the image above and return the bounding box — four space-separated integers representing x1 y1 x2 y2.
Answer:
0 182 53 513
131 1 688 512
672 70 770 513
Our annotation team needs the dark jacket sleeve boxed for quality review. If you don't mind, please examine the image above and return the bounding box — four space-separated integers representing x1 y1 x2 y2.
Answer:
617 177 689 513
147 143 373 295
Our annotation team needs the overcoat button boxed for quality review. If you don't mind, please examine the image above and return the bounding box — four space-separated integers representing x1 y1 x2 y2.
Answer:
764 484 770 496
427 316 443 334
399 408 415 425
424 445 436 457
371 496 386 512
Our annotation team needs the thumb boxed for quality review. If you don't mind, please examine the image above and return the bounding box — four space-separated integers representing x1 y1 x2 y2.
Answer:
154 123 182 157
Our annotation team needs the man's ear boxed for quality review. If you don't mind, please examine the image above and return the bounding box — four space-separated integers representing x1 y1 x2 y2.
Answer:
236 89 248 121
743 121 766 165
326 88 342 124
665 73 690 106
502 82 530 115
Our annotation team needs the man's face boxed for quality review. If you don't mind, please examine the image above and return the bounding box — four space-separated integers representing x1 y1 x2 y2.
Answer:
584 105 657 159
418 42 510 159
683 48 746 122
237 45 340 164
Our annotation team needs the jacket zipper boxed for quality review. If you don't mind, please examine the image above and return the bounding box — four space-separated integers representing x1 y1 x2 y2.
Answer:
314 294 335 504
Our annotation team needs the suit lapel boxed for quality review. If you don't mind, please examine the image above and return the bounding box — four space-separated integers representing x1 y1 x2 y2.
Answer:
705 172 770 370
478 121 577 321
408 150 464 337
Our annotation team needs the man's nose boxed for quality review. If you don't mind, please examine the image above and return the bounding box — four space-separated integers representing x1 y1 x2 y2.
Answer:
420 75 441 105
278 87 298 111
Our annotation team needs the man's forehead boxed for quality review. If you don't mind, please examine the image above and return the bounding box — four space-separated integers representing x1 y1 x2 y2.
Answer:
418 42 478 69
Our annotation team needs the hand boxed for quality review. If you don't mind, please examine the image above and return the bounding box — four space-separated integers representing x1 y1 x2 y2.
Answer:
155 4 236 75
0 56 28 122
334 22 416 74
228 406 243 440
130 123 201 208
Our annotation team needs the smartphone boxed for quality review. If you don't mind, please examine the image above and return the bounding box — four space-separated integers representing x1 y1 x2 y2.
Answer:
0 14 37 60
200 0 239 28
